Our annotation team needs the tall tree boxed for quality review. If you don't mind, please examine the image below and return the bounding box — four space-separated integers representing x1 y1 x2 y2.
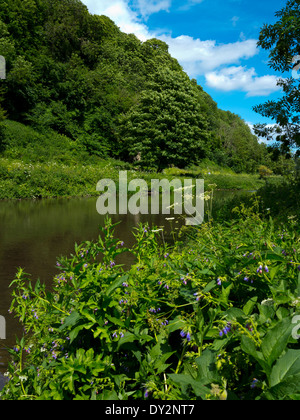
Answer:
253 0 300 154
119 67 210 170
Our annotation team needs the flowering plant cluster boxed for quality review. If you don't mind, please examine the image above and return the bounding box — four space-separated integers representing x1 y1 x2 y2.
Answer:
1 211 300 400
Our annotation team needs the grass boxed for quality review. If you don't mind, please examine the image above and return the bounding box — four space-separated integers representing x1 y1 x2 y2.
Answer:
0 120 277 199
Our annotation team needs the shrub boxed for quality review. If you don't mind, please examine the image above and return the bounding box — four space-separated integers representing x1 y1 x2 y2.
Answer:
2 214 300 400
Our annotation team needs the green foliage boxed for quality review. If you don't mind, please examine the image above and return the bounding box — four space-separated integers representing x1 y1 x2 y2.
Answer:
2 213 300 400
119 68 210 170
259 165 273 179
253 0 300 151
0 0 268 174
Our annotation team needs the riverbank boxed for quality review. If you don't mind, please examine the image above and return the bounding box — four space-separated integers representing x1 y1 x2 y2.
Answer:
0 119 283 200
0 156 277 200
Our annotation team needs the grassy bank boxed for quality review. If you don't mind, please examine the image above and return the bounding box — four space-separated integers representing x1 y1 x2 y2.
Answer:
0 120 274 199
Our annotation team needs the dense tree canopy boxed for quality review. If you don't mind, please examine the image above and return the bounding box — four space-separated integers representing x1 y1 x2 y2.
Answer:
0 0 274 172
253 0 300 154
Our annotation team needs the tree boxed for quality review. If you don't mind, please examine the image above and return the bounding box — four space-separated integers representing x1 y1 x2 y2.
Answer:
118 67 210 170
253 0 300 153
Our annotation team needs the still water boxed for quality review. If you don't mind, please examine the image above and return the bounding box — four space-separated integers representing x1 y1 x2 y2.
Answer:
0 190 250 375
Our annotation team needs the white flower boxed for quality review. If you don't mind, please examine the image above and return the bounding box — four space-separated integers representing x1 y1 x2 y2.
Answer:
261 298 274 306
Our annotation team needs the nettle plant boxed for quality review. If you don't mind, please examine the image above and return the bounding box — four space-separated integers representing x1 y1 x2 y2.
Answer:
1 214 300 400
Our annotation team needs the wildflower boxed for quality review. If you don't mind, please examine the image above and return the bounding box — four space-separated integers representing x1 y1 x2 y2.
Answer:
164 284 169 290
120 241 125 247
112 332 118 338
164 253 169 258
83 263 88 268
144 390 149 398
244 277 249 282
119 332 125 338
250 378 259 389
256 265 263 274
186 332 191 342
219 323 232 336
217 278 222 286
110 261 115 268
264 265 269 273
180 330 186 338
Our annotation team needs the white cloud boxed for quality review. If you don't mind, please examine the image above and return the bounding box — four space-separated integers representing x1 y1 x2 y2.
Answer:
205 66 281 97
231 16 239 27
82 0 153 41
160 35 258 77
81 0 279 98
135 0 171 17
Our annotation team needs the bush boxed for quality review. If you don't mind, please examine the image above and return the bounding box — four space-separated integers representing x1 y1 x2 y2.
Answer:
2 214 300 400
258 165 273 179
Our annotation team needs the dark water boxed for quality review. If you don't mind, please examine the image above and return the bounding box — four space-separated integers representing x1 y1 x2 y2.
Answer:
0 190 251 377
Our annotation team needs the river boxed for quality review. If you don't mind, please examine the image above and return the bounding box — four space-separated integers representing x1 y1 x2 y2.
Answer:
0 190 251 378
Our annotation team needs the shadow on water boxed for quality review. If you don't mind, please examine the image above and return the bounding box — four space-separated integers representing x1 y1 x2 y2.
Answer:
0 190 252 377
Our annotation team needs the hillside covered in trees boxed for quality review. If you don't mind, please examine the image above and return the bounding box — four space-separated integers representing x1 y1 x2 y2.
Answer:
0 0 287 173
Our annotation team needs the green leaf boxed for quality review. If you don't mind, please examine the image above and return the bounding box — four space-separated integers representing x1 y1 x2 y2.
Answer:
117 332 137 350
202 280 216 294
195 350 220 384
105 275 129 296
243 297 258 316
168 373 210 399
240 336 269 372
59 311 81 331
268 350 300 398
261 317 294 367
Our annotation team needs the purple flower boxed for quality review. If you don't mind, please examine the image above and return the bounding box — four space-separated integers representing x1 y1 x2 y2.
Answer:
264 266 269 273
110 261 115 268
244 277 249 282
186 332 191 342
217 278 222 286
257 265 263 273
250 378 258 389
180 330 186 338
164 253 169 258
164 284 169 290
144 390 149 398
122 282 129 287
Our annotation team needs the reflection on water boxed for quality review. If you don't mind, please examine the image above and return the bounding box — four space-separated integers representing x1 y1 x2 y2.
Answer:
0 190 251 373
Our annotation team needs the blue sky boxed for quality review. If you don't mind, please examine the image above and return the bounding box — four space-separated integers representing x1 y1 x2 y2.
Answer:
81 0 286 130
